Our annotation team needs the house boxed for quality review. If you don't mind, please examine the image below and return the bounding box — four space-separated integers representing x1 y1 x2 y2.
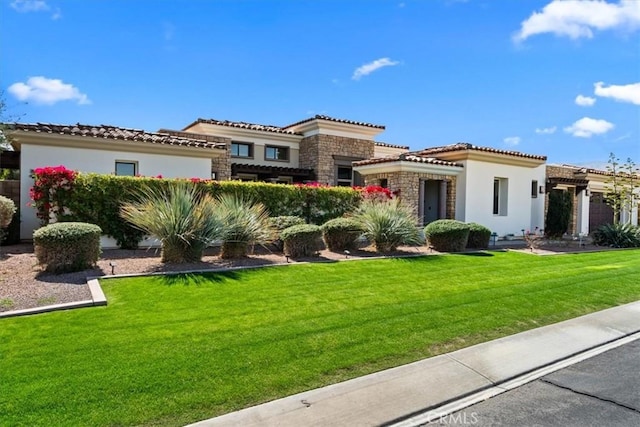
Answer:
3 115 636 242
353 144 547 237
8 123 227 240
546 164 639 235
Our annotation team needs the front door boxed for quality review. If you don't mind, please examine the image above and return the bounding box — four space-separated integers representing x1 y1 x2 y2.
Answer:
423 180 441 225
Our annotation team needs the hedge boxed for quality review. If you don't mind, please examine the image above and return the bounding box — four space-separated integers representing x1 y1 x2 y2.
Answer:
321 217 363 251
37 173 362 249
424 219 470 252
281 224 323 258
466 222 492 249
33 222 102 273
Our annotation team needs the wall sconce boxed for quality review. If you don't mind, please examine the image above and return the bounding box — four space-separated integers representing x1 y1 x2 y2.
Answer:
539 186 545 194
585 189 591 197
211 172 217 180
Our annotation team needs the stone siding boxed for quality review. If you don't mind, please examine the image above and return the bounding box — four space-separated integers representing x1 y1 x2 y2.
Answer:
364 171 457 225
299 134 375 185
210 139 232 181
0 180 20 206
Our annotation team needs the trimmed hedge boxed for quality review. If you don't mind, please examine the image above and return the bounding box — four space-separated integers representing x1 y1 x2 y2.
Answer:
466 222 491 249
321 217 363 251
52 174 361 248
424 219 470 253
281 224 323 258
33 222 102 273
0 196 17 244
268 216 306 251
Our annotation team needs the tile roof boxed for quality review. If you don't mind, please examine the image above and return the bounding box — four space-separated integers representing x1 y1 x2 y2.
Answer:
374 141 410 150
285 115 385 130
416 142 547 161
354 153 462 168
12 123 221 149
185 118 299 135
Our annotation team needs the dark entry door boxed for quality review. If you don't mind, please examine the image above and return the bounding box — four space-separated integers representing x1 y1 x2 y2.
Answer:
589 192 614 231
423 180 441 225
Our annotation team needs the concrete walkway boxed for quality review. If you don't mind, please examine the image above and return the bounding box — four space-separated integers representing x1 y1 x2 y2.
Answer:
186 301 640 427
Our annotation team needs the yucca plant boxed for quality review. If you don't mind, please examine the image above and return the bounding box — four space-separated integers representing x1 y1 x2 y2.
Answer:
352 199 423 253
214 193 273 259
120 182 224 263
592 223 640 248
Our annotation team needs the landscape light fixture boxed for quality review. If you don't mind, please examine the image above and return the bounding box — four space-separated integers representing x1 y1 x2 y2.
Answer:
109 261 117 275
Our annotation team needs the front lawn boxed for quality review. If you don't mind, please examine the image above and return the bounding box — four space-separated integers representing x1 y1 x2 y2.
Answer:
1 250 639 426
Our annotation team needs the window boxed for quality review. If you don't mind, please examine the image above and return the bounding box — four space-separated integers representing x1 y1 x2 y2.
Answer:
336 166 353 187
493 177 508 216
531 180 538 198
115 161 137 176
231 142 253 158
265 145 289 161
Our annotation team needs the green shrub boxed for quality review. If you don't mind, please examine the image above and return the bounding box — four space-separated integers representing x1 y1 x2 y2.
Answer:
545 190 572 238
353 199 422 253
214 194 273 259
321 217 363 251
592 223 640 248
120 182 224 263
268 216 306 251
424 219 470 252
281 224 323 258
33 222 101 273
466 222 491 249
43 173 361 248
0 196 17 244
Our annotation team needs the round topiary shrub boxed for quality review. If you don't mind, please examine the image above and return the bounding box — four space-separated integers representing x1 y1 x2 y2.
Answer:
268 216 306 251
33 222 102 273
0 196 17 244
281 224 323 258
424 219 470 253
466 222 491 249
321 217 363 251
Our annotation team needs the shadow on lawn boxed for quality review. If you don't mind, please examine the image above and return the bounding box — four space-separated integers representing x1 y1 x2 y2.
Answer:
160 270 243 286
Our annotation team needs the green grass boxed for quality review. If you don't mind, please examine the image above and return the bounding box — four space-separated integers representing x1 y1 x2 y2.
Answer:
1 250 640 426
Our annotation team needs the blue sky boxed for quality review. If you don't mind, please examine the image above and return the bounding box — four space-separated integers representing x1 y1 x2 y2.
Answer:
2 0 639 167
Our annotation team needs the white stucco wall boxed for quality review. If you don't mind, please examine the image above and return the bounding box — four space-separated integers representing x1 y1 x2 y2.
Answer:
20 143 212 239
455 159 546 237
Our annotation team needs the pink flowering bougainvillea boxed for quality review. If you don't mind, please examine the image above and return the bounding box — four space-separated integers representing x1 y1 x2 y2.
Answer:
355 185 393 202
29 165 78 224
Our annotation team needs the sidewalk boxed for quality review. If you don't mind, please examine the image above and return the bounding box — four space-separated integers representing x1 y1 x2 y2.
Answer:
187 301 640 427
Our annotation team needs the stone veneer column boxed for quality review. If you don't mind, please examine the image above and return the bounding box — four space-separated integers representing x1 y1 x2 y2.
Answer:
363 171 457 224
211 139 232 181
300 134 374 185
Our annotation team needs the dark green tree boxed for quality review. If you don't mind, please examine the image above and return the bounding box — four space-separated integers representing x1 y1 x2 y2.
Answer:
545 189 572 238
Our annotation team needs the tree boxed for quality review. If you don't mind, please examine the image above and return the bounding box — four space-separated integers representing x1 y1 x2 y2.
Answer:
604 153 639 225
0 91 20 179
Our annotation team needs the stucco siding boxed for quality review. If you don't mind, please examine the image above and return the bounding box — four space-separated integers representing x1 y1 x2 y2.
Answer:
19 144 212 239
459 160 545 236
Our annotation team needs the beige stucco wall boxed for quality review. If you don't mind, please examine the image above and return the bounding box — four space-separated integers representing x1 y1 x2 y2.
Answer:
19 143 215 239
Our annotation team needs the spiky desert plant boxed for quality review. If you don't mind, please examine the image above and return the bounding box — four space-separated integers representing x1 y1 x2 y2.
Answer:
120 182 224 263
214 193 273 259
353 199 422 253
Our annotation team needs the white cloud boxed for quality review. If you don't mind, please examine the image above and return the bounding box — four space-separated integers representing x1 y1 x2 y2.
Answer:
503 136 521 146
8 76 91 105
575 94 596 106
10 0 49 12
564 117 614 138
10 0 61 20
594 81 640 105
513 0 640 43
352 58 399 80
535 126 557 134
